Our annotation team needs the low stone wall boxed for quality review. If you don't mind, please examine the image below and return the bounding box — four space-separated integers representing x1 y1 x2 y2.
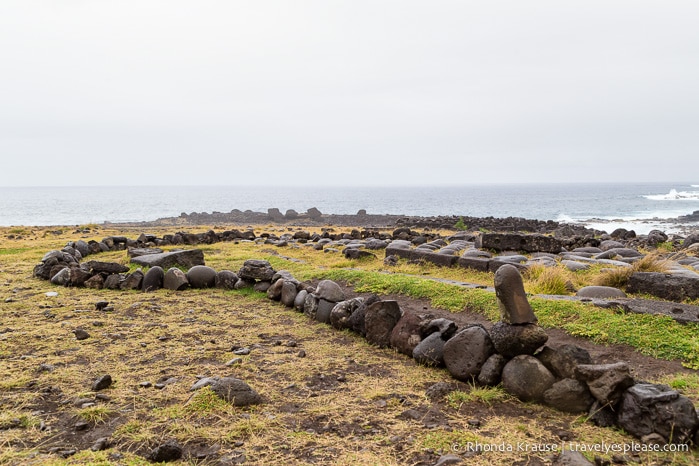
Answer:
30 234 699 448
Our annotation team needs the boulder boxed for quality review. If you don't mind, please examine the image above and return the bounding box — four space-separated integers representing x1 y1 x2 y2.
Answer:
364 300 402 348
477 354 507 386
303 293 320 320
210 377 262 406
294 289 308 312
390 311 427 356
142 266 164 292
50 267 71 286
280 280 299 307
185 265 216 288
121 270 144 290
576 286 627 299
575 362 635 405
476 233 562 254
163 268 189 291
543 378 595 413
215 270 239 289
329 297 365 330
130 249 205 269
443 326 495 381
314 280 345 303
347 295 381 336
412 332 447 367
618 383 698 444
489 322 548 358
315 299 336 324
84 274 104 289
502 355 556 402
266 278 284 301
494 264 537 324
627 272 699 301
86 261 129 274
536 345 593 380
238 259 275 282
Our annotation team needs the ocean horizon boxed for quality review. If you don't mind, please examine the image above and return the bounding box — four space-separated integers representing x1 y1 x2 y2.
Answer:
2 182 699 235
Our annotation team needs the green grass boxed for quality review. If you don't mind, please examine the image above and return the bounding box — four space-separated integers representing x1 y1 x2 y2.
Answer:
446 385 509 409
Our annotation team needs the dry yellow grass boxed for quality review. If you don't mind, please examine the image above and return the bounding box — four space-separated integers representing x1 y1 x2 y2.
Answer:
1 225 697 465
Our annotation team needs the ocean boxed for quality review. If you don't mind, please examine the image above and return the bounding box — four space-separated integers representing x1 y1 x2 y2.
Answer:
1 183 699 235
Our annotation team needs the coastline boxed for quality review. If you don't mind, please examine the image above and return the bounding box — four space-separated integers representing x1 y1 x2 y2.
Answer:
106 208 699 237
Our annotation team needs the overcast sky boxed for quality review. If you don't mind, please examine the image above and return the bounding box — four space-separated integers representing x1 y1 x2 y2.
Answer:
1 1 698 187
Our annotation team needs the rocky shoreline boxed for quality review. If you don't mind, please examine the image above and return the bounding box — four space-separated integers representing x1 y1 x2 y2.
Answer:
109 207 585 234
106 207 699 237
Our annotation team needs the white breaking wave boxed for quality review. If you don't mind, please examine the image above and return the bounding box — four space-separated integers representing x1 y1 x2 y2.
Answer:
644 188 699 201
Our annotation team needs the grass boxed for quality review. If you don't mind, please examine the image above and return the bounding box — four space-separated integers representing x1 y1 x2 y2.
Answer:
446 385 509 409
1 224 699 465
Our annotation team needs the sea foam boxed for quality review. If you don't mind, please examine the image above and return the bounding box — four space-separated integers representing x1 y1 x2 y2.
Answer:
644 188 699 201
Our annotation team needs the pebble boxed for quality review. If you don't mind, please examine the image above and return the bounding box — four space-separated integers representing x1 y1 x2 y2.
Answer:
297 350 306 358
73 329 90 340
139 381 152 388
91 374 112 391
90 437 109 451
225 358 243 366
233 347 251 355
95 301 109 311
286 340 297 347
45 292 59 297
74 421 89 431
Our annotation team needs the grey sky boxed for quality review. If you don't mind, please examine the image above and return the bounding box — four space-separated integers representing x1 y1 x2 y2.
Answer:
1 1 698 187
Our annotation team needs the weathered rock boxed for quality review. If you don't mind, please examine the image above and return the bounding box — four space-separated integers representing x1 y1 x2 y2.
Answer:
215 270 239 289
348 294 381 336
501 355 556 402
576 286 627 299
494 264 537 324
412 332 447 367
70 266 93 287
315 299 336 324
130 249 205 269
86 261 130 274
186 265 217 288
253 280 271 292
314 279 345 303
121 269 144 290
489 322 548 358
575 362 635 405
238 259 275 281
390 311 427 356
266 278 284 301
543 378 595 413
147 440 182 463
127 247 164 258
303 293 320 320
85 274 104 289
294 289 308 312
536 344 593 380
163 268 189 291
476 232 562 254
421 318 458 339
329 297 365 330
104 274 124 289
233 278 255 290
587 400 618 427
142 266 164 292
618 383 698 444
92 374 112 391
280 280 298 307
443 326 495 381
477 353 507 386
364 300 402 348
210 377 262 406
73 329 90 340
343 248 376 260
627 272 699 301
50 267 71 286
